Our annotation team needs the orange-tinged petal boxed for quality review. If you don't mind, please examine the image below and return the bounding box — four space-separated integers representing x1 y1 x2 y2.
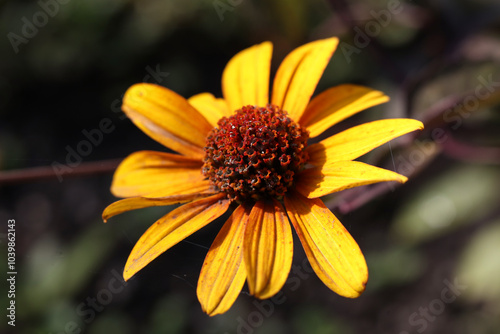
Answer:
197 205 250 316
284 192 368 297
102 193 215 222
296 161 408 198
307 119 424 165
244 199 293 299
299 84 390 138
222 42 272 111
188 93 232 128
123 193 230 281
122 83 212 158
111 150 210 198
271 37 339 121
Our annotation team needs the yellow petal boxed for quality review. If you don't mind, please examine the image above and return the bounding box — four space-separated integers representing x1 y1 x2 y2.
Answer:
197 205 250 316
111 150 211 198
284 192 368 297
188 93 232 128
299 84 390 138
102 193 215 222
244 199 293 299
123 193 230 281
222 42 272 111
307 119 424 166
271 37 339 121
122 83 212 158
296 161 408 198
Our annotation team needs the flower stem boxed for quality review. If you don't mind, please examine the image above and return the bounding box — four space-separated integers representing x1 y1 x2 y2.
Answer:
0 159 121 184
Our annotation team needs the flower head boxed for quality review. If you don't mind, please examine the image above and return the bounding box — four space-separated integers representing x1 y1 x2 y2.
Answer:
103 37 423 315
202 104 309 201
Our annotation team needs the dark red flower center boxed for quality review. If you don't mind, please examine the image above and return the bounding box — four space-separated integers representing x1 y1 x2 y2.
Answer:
202 104 309 202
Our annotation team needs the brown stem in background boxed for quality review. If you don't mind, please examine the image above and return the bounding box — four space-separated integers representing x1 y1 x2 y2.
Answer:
0 159 122 185
442 136 500 164
326 182 398 214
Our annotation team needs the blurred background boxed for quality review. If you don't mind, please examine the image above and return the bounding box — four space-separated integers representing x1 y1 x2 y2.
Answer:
1 0 500 333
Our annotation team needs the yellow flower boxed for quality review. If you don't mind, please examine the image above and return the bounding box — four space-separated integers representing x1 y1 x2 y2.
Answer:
103 37 423 316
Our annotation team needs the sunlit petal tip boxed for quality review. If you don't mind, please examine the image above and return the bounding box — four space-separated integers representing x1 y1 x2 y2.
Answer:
123 269 130 282
398 174 409 183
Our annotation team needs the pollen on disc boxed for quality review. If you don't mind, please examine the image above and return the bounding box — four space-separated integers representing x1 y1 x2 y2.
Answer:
202 104 309 202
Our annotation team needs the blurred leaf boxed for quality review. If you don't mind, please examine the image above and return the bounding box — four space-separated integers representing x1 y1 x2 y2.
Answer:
43 300 84 334
292 305 354 334
365 246 425 291
456 219 500 309
268 0 308 41
391 164 500 243
147 293 188 334
377 21 418 47
0 132 26 170
455 310 500 334
72 0 127 22
412 62 500 117
19 222 117 316
254 318 287 334
87 311 132 334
